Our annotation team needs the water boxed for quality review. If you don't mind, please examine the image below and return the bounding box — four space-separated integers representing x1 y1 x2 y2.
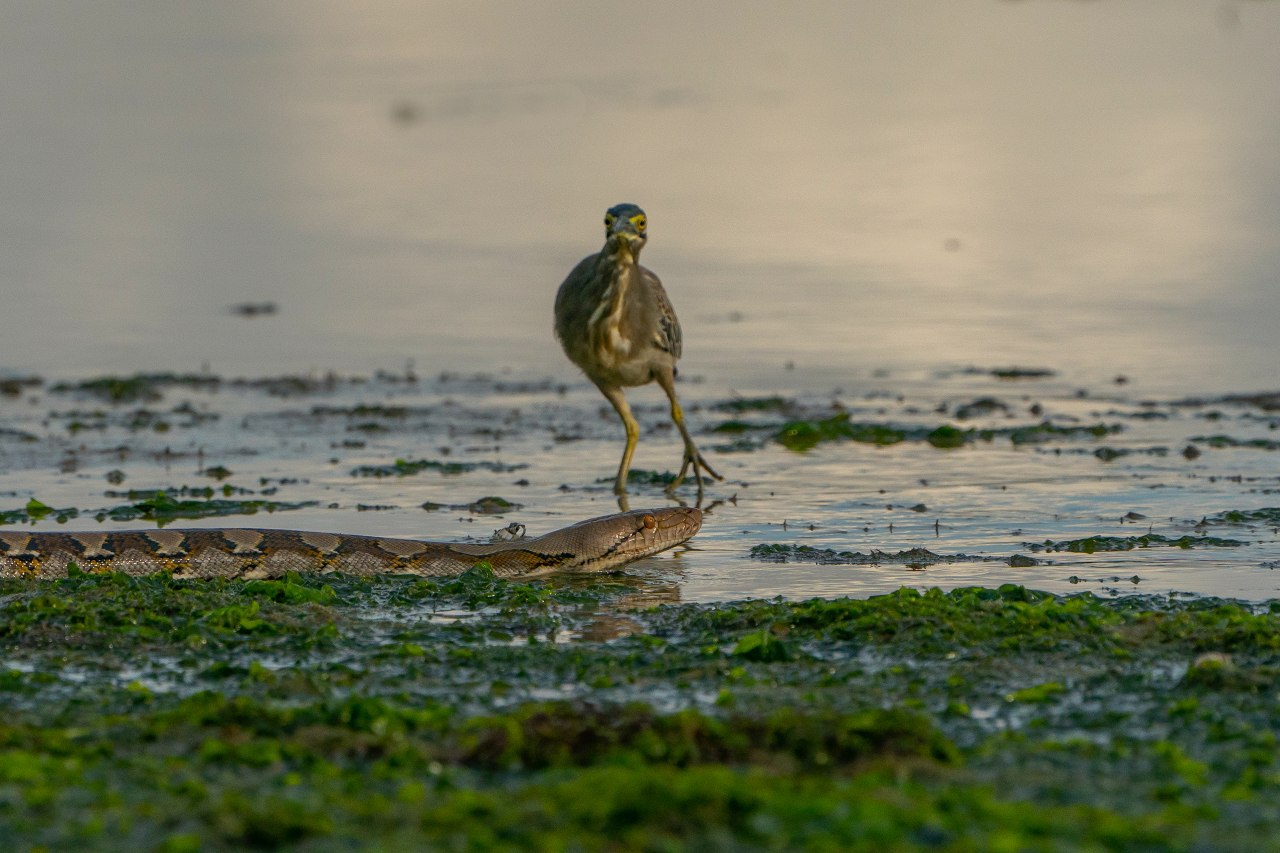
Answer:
2 2 1279 601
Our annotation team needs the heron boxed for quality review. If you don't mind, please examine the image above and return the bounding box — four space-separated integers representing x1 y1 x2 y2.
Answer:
554 203 722 496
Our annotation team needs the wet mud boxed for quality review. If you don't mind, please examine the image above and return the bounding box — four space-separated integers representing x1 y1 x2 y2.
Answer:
3 366 1280 847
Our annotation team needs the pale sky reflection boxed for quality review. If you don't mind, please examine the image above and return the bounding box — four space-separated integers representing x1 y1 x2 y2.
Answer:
1 1 1277 393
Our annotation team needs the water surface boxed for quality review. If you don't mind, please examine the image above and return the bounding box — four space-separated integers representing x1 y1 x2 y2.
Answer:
2 2 1279 601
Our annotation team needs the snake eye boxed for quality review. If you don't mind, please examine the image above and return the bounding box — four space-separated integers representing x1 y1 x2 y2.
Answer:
642 514 656 531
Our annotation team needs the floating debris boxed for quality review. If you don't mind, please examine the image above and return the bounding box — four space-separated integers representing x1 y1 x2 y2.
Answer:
229 302 278 317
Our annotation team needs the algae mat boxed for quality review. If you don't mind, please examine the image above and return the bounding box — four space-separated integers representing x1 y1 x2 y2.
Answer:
3 369 1280 848
3 572 1280 850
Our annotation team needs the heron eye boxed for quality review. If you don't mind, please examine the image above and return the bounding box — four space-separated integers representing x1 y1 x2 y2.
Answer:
604 215 615 227
635 217 646 231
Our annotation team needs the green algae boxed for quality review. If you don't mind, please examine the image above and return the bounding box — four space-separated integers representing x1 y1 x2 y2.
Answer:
1 491 317 528
4 577 1280 848
712 395 794 413
51 373 220 403
0 426 40 442
776 414 907 450
710 419 753 433
311 403 411 418
1005 681 1066 703
616 468 680 487
1190 435 1280 451
104 485 259 500
990 367 1056 379
709 436 767 453
98 492 318 524
352 458 527 477
421 496 524 514
1029 534 1247 553
0 498 74 525
750 544 985 567
926 424 967 448
772 413 1119 452
47 403 220 433
953 396 1009 419
1179 392 1280 412
1094 445 1171 461
1006 421 1118 445
0 375 42 396
1204 508 1280 527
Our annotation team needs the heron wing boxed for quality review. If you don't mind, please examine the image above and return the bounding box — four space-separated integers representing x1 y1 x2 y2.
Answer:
641 267 682 360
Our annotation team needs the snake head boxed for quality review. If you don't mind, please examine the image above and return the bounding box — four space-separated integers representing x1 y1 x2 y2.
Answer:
563 506 702 572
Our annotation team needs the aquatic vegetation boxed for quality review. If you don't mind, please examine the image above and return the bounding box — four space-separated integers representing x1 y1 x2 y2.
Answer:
0 498 79 525
750 544 986 567
775 414 907 450
1094 446 1169 461
1005 681 1065 703
311 403 412 418
927 424 967 448
710 419 754 433
421 496 524 514
8 365 1280 847
953 396 1009 419
3 578 1280 847
0 492 317 527
1203 508 1280 527
0 375 42 396
1028 534 1247 553
989 367 1056 379
709 436 767 453
1005 421 1118 445
617 468 680 487
711 396 795 413
50 372 220 403
772 413 1119 452
1178 392 1280 412
1190 435 1280 451
97 493 319 524
229 374 349 396
351 458 527 477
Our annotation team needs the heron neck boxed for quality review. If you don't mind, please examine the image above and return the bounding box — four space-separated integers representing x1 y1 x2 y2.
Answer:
594 242 640 299
587 245 639 359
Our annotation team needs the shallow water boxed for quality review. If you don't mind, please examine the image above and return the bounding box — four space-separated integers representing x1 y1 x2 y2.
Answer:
2 369 1278 603
2 2 1280 602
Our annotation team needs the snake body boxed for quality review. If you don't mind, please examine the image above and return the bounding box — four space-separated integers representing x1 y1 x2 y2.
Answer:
0 507 701 580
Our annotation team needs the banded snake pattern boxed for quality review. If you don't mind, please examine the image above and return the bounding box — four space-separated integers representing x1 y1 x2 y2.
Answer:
0 507 701 580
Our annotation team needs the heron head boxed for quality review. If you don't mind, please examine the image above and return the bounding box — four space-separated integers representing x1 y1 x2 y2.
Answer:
603 203 647 254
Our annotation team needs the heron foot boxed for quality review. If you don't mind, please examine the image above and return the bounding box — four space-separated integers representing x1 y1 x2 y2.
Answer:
667 443 723 494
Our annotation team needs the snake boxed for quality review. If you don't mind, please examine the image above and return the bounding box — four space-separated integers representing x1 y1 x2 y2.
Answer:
0 507 701 580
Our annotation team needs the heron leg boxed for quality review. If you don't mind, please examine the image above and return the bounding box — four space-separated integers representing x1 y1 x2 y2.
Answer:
654 371 722 493
597 384 640 494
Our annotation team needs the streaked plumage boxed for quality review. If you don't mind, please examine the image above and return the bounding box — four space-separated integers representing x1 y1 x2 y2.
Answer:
555 203 722 496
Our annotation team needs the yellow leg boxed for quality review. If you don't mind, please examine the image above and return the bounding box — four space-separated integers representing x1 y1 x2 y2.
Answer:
655 371 722 494
598 384 639 494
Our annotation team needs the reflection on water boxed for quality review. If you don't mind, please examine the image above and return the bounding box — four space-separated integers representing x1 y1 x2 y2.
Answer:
2 369 1279 603
3 3 1280 603
2 2 1278 395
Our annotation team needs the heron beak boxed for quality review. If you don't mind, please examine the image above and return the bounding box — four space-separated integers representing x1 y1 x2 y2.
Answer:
610 222 645 255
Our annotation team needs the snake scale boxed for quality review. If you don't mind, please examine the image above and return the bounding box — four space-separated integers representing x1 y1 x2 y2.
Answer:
0 507 701 580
